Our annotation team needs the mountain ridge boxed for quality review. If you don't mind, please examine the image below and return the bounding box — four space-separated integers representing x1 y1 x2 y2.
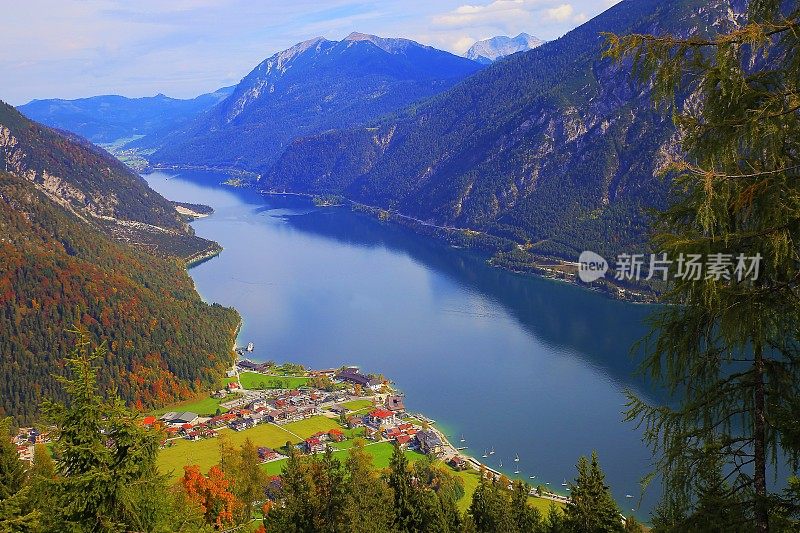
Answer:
141 33 483 172
258 0 745 264
466 33 544 63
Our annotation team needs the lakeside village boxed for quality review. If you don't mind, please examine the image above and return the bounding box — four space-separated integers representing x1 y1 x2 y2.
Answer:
13 351 569 505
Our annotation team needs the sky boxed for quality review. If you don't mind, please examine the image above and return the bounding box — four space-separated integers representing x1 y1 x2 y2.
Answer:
2 0 621 105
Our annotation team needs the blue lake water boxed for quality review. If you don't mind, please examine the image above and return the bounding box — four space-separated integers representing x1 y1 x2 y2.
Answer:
145 170 661 517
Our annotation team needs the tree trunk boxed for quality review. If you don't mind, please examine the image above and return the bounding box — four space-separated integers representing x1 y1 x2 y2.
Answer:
753 345 769 532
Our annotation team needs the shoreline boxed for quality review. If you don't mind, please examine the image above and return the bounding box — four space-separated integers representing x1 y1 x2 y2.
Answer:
256 188 656 304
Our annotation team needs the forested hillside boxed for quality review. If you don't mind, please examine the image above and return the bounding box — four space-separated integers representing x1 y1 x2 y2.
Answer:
262 0 744 261
0 171 240 423
143 33 483 171
1 101 217 260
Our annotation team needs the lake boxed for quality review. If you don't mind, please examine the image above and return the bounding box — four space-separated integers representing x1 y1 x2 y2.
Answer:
144 169 661 516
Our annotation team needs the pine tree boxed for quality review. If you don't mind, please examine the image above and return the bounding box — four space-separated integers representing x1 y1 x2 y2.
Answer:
511 480 542 532
564 452 623 532
604 2 800 531
263 445 314 532
387 442 417 532
42 327 169 531
342 439 393 533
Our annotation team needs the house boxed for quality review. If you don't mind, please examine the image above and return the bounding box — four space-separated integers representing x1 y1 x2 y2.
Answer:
329 404 347 415
328 428 345 442
416 429 444 456
171 412 199 425
347 416 364 429
230 419 255 431
249 399 268 411
227 382 240 391
386 395 406 413
367 408 397 427
395 434 412 447
304 437 325 454
364 426 380 441
258 447 279 462
141 416 157 427
448 456 467 471
238 360 261 371
335 369 372 388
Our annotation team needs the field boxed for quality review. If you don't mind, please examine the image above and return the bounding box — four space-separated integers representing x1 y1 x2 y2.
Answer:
238 371 310 390
340 399 373 411
150 395 233 417
261 441 426 476
157 415 338 479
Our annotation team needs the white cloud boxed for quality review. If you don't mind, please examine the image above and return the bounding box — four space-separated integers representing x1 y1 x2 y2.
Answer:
546 4 574 22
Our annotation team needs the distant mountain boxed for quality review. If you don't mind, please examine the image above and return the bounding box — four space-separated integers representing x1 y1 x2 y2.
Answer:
466 33 544 63
17 87 233 145
142 32 483 172
259 0 746 263
1 101 217 260
0 102 240 423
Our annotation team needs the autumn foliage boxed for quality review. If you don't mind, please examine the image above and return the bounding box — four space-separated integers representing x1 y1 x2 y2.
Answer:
182 465 240 529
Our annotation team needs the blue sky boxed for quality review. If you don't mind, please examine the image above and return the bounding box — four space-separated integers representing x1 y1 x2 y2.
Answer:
2 0 620 105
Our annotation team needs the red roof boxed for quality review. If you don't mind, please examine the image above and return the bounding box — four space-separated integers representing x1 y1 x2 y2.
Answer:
142 416 156 425
305 437 321 446
328 428 343 435
181 423 193 430
369 409 393 419
397 423 412 430
396 435 411 444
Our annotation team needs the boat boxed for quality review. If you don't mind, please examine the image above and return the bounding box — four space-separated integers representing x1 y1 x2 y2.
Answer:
626 494 633 499
514 469 520 474
529 475 536 479
499 460 503 468
489 447 495 455
460 434 465 443
246 342 254 352
514 453 520 462
482 450 488 458
561 480 568 486
456 446 467 451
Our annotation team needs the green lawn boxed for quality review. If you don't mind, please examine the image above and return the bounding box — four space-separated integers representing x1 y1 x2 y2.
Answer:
340 399 373 411
261 442 426 477
156 415 344 479
238 372 309 390
282 416 340 437
150 395 232 417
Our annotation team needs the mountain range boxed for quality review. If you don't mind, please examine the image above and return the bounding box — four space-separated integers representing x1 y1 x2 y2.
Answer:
18 87 233 145
11 0 746 276
259 0 743 263
465 33 544 63
138 32 483 172
0 101 240 422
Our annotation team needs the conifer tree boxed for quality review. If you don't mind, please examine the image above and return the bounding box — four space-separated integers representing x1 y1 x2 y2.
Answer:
342 440 393 533
387 442 417 532
42 327 169 531
604 2 800 530
563 452 623 532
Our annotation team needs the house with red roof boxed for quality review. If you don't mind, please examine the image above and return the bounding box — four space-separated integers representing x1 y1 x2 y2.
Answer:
367 408 397 427
304 437 325 454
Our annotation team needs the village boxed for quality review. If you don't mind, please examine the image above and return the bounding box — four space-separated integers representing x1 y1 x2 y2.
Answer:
150 362 467 471
13 357 569 508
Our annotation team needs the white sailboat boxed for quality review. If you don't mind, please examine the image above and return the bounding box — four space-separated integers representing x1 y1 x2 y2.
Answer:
489 447 495 455
482 450 488 458
460 434 465 443
514 453 520 462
